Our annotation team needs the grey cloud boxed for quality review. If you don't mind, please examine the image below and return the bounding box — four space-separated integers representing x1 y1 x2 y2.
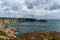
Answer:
11 5 20 11
49 4 60 10
25 1 33 9
0 0 60 19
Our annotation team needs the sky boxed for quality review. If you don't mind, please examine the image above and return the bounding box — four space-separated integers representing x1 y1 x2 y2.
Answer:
0 0 60 19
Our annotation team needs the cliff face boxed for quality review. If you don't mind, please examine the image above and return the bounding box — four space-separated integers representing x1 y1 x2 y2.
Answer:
0 18 18 24
18 18 37 22
0 18 48 24
0 18 37 24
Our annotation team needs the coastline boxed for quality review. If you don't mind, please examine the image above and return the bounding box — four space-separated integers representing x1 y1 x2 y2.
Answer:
15 30 60 40
0 24 60 40
0 19 60 40
0 24 20 40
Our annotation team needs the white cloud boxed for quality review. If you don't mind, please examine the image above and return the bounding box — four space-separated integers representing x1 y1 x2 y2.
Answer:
0 0 60 19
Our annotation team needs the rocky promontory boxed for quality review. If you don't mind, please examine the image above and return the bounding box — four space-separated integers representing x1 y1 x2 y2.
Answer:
16 30 60 40
0 18 48 24
0 24 20 40
38 19 48 22
1 30 60 40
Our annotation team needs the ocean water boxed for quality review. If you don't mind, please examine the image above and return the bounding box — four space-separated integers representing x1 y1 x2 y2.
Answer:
8 20 60 36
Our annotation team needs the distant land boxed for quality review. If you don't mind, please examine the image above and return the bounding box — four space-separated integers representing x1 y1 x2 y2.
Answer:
0 17 60 24
0 18 49 24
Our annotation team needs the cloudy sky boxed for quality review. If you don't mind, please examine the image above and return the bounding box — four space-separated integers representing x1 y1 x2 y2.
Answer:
0 0 60 19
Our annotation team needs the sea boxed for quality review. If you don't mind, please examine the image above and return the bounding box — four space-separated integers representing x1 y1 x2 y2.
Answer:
8 19 60 37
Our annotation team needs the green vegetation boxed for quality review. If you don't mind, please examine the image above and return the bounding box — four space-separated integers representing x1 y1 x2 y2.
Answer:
16 30 60 40
4 25 8 29
0 38 4 40
0 30 7 36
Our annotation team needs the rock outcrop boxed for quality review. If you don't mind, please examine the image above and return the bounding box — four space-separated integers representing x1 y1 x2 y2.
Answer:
0 18 37 24
17 30 60 40
38 19 48 22
0 24 20 40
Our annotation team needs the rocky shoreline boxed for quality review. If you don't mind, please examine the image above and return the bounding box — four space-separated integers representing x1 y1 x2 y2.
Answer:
0 26 60 40
0 24 60 40
0 24 20 40
0 18 48 24
16 30 60 40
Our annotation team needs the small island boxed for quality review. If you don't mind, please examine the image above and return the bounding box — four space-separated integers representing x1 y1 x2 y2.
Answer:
38 19 48 22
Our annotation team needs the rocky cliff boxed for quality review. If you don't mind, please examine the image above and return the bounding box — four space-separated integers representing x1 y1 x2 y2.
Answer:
0 18 48 24
0 18 37 24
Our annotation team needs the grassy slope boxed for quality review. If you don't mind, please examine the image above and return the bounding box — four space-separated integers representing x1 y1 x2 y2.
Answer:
15 30 60 40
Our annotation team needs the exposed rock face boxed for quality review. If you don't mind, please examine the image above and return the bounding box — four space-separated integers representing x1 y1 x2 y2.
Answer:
0 18 37 24
38 19 48 22
17 30 60 40
0 24 20 40
2 25 60 40
17 18 37 22
0 18 48 24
